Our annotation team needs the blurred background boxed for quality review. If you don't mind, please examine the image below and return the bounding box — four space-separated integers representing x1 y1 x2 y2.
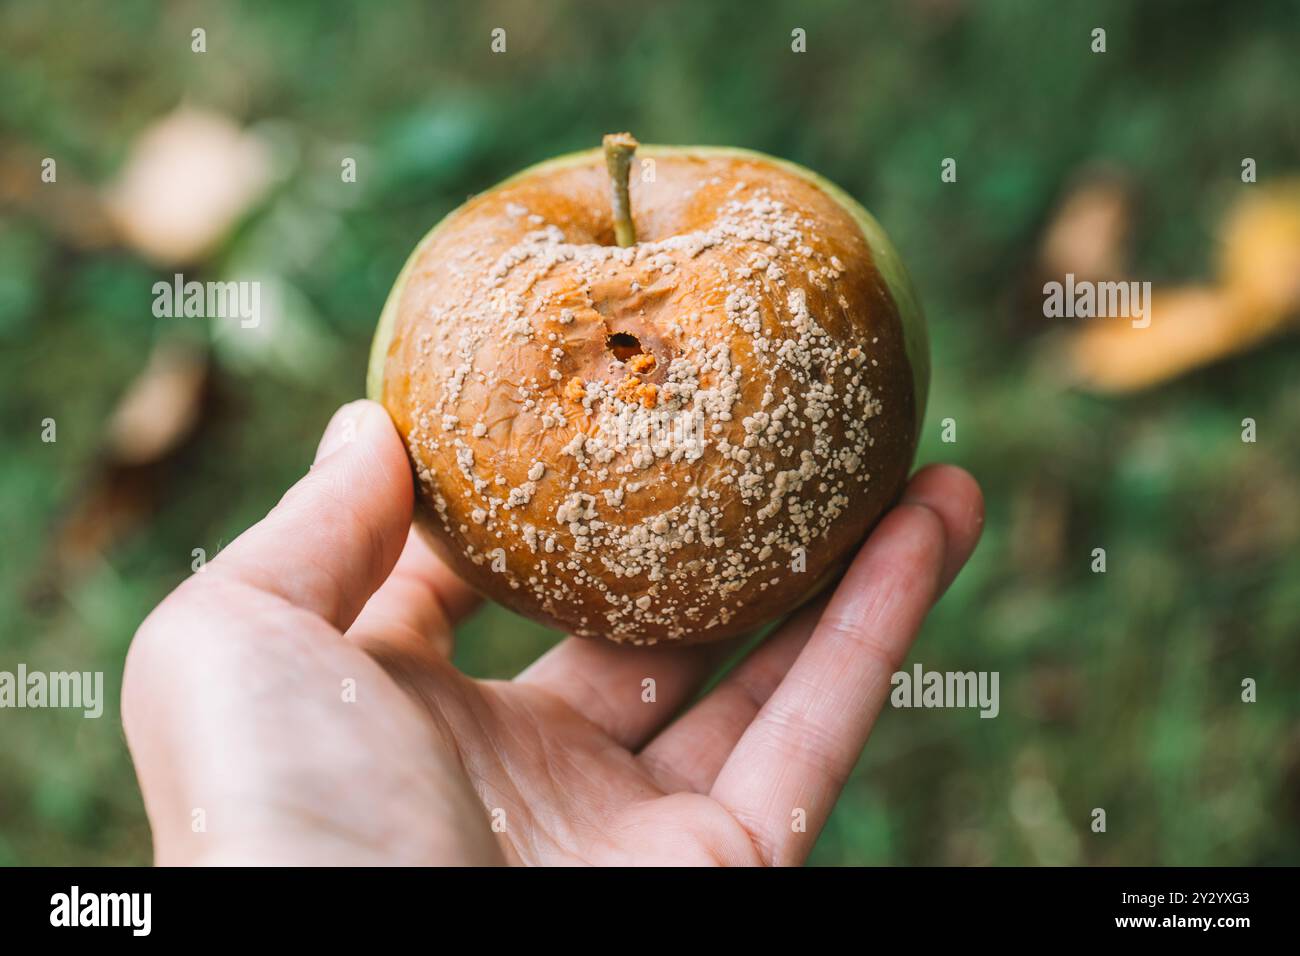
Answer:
2 0 1299 865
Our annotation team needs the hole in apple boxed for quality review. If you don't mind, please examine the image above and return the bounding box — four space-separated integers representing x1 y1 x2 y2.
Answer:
606 332 644 362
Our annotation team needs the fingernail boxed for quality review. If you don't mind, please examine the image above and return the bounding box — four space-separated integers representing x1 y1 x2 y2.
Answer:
314 401 364 465
899 490 936 512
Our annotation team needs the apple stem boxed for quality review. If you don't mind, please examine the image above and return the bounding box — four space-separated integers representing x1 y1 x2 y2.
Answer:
603 132 639 247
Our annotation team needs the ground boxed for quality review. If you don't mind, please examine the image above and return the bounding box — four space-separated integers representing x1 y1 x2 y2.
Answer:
1 0 1297 865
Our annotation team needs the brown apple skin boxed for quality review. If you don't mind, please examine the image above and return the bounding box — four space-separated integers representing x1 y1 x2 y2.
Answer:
369 146 927 645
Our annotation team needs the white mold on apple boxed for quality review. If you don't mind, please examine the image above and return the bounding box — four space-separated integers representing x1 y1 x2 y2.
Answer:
368 134 928 645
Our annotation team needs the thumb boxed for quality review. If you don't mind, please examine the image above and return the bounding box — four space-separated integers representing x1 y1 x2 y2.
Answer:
211 399 414 630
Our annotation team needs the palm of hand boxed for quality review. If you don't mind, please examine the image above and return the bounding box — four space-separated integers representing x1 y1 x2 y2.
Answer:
355 633 766 867
124 401 981 866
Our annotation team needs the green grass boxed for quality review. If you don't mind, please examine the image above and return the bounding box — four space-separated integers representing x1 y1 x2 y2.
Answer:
2 0 1298 865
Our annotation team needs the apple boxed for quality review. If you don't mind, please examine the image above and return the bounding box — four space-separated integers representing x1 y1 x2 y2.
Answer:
368 134 928 645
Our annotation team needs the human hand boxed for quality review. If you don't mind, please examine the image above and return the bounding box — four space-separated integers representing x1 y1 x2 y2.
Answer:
123 399 982 865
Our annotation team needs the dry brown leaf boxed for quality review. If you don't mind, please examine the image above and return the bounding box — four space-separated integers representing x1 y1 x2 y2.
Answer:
1062 286 1263 393
105 341 211 465
104 106 272 265
1038 173 1133 283
1218 183 1300 317
1055 180 1300 394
